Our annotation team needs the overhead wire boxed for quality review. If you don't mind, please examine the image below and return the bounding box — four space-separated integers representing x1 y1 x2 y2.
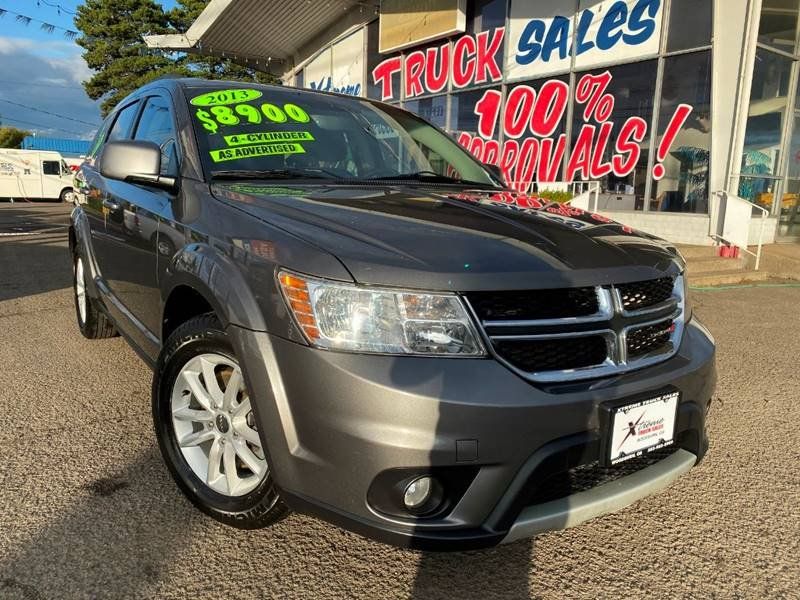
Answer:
0 115 89 136
0 98 99 127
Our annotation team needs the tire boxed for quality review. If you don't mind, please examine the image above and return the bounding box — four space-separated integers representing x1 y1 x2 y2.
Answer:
73 251 117 339
60 188 74 203
152 313 288 529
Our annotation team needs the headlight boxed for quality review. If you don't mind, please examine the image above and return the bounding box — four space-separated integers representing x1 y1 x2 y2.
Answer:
278 271 485 356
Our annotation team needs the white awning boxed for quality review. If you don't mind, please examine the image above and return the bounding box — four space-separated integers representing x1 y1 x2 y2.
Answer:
145 0 374 76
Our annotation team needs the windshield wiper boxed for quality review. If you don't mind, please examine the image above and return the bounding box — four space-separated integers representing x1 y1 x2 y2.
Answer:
210 168 340 181
367 171 489 186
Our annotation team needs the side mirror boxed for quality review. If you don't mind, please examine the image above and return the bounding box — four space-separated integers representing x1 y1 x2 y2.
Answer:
100 140 177 192
483 162 506 186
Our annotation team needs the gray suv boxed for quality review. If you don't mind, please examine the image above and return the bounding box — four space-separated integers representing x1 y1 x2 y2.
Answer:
70 79 715 550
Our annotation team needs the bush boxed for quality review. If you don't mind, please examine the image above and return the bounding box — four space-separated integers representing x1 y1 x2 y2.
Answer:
536 189 574 204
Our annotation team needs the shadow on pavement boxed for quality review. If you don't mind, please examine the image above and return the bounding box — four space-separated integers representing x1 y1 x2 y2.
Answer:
0 234 72 302
411 541 534 599
0 449 197 599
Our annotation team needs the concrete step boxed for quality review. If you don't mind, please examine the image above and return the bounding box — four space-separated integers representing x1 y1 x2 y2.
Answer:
688 269 770 287
676 244 718 259
686 256 746 275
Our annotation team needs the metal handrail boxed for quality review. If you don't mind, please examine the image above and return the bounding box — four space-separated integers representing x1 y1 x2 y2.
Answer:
710 190 768 271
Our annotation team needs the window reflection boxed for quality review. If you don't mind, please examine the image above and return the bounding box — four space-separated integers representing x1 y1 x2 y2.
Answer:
572 61 657 211
667 0 712 52
404 96 448 128
779 179 800 236
758 0 799 52
741 49 792 177
653 51 713 214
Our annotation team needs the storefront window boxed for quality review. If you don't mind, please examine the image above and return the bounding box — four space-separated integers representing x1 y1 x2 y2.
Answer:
779 178 800 236
450 86 502 139
667 0 712 52
467 0 506 33
738 176 780 210
404 95 448 128
572 61 657 211
653 51 712 214
740 48 793 176
366 20 399 100
467 0 506 71
758 0 799 53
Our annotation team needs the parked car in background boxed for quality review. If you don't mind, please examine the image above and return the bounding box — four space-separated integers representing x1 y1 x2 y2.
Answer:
0 149 74 202
69 78 716 550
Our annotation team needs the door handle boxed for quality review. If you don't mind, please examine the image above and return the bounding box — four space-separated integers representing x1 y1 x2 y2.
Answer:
102 198 122 211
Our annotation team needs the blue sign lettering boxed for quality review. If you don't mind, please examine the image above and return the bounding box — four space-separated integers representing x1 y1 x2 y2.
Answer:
515 0 661 66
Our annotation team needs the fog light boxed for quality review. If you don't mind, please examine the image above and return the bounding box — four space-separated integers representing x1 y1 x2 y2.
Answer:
402 475 445 515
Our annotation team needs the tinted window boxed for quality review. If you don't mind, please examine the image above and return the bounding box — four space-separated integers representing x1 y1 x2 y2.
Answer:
134 96 178 176
107 101 140 143
667 0 712 51
42 160 60 175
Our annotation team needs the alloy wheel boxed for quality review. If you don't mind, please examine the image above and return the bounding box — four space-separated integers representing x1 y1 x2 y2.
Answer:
75 257 87 324
170 353 268 497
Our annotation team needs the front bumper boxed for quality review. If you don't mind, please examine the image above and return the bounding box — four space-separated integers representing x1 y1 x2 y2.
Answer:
230 318 715 550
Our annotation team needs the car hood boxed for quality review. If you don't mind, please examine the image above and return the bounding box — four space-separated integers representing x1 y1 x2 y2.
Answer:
211 183 684 291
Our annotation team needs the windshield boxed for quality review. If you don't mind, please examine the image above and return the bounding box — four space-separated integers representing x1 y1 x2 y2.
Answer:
185 85 499 186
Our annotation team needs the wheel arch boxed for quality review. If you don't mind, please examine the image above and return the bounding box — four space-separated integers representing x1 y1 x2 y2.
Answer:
160 243 269 343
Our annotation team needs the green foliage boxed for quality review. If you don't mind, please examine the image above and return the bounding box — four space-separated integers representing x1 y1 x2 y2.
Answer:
0 126 30 148
74 0 280 118
75 0 183 116
536 189 574 204
168 0 279 85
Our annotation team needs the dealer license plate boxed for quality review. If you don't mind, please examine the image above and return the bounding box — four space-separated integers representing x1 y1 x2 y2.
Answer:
609 391 679 465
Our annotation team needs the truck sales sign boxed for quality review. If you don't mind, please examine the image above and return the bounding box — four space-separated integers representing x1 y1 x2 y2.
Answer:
507 0 662 79
370 0 673 194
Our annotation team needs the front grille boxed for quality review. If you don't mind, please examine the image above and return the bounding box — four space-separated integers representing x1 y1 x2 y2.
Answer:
468 287 598 321
627 319 674 359
466 275 682 381
617 277 674 311
494 336 608 372
526 446 678 506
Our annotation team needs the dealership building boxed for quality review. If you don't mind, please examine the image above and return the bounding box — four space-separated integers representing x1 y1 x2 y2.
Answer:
146 0 800 246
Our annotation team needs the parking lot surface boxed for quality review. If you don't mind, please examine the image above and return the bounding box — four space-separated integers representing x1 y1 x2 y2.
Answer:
0 203 798 599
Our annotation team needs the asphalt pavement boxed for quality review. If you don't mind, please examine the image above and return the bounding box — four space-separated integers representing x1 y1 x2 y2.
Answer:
0 203 798 599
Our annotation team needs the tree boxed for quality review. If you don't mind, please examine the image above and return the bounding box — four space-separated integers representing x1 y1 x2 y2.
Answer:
168 0 279 85
75 0 186 116
0 126 30 149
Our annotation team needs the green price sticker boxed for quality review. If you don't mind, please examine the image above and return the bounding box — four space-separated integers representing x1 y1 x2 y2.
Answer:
194 102 312 135
209 142 306 163
191 89 263 107
224 131 315 146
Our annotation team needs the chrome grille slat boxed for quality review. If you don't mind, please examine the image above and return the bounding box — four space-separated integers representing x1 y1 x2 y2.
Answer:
465 276 686 382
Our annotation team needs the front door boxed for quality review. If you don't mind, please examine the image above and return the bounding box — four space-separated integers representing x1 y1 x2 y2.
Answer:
83 97 168 352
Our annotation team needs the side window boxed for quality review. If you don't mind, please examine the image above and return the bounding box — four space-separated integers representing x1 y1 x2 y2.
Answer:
134 96 178 176
42 160 60 175
106 101 141 143
87 114 114 161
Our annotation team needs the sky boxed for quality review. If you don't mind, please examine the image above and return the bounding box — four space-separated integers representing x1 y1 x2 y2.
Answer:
0 0 178 140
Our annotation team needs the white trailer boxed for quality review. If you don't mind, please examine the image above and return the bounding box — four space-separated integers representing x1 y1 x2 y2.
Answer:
0 149 74 202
